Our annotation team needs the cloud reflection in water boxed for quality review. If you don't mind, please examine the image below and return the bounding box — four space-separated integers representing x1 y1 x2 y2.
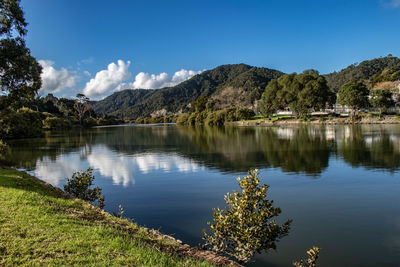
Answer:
33 145 201 187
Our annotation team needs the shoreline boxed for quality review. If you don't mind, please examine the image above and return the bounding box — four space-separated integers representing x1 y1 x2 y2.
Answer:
228 116 400 126
0 166 240 267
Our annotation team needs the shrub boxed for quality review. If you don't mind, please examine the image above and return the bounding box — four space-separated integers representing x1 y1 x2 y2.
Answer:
188 112 197 126
0 107 43 139
43 117 72 130
293 247 321 267
203 169 292 263
64 168 105 209
235 107 255 121
83 117 98 127
195 110 208 124
176 113 190 125
0 139 8 156
135 117 144 124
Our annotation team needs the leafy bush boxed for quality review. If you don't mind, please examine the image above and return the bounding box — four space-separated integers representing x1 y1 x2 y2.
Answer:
195 111 208 124
176 113 190 125
83 117 98 127
188 112 197 126
64 168 105 209
293 246 321 267
0 107 43 139
0 139 8 156
135 117 144 124
203 169 292 263
235 107 255 121
43 116 72 130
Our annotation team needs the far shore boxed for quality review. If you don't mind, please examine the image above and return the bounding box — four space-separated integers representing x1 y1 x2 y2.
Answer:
228 116 400 126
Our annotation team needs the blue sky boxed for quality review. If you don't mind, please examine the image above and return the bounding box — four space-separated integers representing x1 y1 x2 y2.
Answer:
20 0 400 99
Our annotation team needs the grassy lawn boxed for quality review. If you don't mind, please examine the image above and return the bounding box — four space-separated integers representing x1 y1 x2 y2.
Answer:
0 168 215 266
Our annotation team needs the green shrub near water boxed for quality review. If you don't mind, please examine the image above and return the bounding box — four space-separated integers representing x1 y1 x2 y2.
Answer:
293 247 321 267
64 168 105 209
203 169 292 263
43 117 72 130
0 107 43 139
0 140 8 156
176 113 190 125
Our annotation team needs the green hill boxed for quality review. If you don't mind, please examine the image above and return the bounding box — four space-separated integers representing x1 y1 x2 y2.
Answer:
93 56 400 119
93 64 283 119
324 56 400 91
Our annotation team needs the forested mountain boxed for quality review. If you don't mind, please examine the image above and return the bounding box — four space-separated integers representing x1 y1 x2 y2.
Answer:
92 56 400 119
93 89 154 114
324 56 400 91
93 64 283 118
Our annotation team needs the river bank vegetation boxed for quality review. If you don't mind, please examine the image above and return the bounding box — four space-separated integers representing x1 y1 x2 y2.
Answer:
0 167 239 266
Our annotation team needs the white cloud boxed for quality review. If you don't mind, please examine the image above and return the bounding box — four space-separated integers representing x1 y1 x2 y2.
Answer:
83 60 131 98
39 60 78 93
83 70 91 77
116 69 203 91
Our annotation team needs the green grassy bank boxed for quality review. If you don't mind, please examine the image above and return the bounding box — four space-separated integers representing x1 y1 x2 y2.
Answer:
0 168 231 266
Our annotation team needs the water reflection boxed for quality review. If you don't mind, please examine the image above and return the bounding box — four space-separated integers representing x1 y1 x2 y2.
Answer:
3 124 400 186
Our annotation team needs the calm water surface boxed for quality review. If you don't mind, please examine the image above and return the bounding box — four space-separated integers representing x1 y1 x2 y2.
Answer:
4 124 400 266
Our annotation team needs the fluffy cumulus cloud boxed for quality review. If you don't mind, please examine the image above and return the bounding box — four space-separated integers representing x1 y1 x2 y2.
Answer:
39 60 78 93
116 69 203 91
83 60 131 98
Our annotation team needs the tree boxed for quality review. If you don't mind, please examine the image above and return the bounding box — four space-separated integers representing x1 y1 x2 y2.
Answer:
203 169 292 263
293 247 321 267
0 0 42 106
370 89 395 115
337 81 369 116
74 93 91 124
260 71 335 118
64 168 105 209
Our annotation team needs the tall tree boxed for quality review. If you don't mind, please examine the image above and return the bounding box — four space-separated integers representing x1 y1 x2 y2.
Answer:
0 0 42 107
370 89 395 115
74 94 91 124
337 81 369 115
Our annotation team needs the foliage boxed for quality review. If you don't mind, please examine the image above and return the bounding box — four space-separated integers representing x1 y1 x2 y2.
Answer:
324 56 400 91
93 64 281 119
113 204 125 218
64 168 105 209
0 107 43 139
293 247 321 267
42 116 72 130
0 0 42 106
203 169 292 263
191 95 209 113
176 107 255 126
176 113 190 125
74 94 91 124
372 66 400 85
337 81 370 113
260 70 335 118
0 139 8 156
0 168 214 266
369 89 395 114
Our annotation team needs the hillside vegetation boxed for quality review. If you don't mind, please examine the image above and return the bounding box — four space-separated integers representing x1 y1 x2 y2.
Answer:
93 64 282 119
92 56 400 120
324 56 400 91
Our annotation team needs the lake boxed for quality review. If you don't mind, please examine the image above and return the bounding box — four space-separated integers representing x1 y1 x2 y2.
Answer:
3 124 400 266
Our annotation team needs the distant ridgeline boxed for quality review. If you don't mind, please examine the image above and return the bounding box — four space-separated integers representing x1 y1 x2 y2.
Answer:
92 56 400 120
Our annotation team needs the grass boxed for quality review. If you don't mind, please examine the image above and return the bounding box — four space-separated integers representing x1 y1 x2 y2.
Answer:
0 167 215 266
